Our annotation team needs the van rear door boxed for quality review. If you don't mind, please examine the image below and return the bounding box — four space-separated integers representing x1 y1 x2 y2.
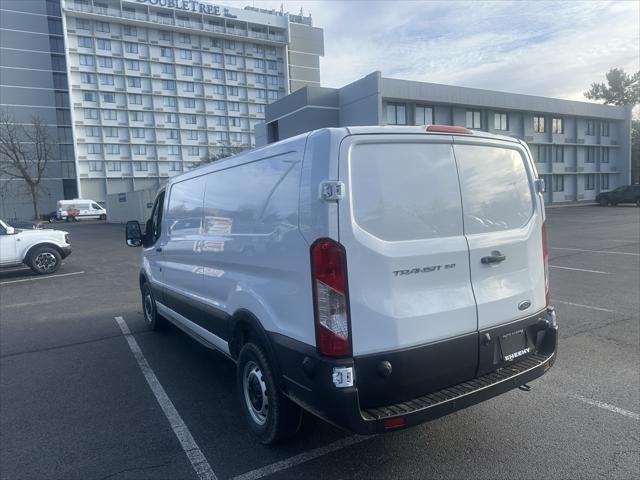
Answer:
452 139 545 334
338 134 478 365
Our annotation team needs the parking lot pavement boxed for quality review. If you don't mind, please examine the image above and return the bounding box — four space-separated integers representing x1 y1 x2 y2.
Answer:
1 206 638 480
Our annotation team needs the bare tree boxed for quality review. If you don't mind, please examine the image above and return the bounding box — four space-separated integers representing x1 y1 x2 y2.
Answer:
0 111 52 219
204 145 248 164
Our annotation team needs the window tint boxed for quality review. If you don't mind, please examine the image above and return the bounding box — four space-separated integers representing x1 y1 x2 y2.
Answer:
454 145 534 234
148 192 165 243
166 177 205 236
350 142 462 241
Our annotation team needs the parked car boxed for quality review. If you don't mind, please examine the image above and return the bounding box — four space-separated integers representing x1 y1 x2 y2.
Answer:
0 218 71 274
596 184 640 206
57 199 107 221
126 126 558 444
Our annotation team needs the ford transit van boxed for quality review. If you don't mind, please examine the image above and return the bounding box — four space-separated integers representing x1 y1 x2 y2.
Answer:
126 126 558 444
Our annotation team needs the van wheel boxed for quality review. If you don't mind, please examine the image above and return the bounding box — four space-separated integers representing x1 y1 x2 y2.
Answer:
29 246 61 274
99 214 106 221
599 197 610 206
142 283 163 330
237 342 302 444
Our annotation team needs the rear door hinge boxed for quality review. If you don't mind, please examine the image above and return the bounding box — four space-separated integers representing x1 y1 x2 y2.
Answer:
319 181 345 202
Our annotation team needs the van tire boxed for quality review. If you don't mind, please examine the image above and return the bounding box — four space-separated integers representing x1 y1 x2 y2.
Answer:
99 214 106 221
141 283 163 330
237 342 302 444
28 246 61 274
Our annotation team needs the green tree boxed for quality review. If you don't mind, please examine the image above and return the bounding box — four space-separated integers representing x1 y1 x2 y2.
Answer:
584 68 639 105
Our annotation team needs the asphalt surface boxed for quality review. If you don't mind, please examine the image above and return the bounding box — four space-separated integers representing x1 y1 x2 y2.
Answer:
1 205 638 480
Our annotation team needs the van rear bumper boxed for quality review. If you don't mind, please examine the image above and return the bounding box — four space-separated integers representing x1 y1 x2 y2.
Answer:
270 311 558 435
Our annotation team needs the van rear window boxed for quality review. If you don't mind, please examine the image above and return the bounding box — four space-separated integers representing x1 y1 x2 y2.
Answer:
453 145 534 234
349 142 463 241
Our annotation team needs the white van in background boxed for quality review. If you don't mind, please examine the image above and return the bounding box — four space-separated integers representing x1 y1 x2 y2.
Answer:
57 199 106 221
126 125 558 444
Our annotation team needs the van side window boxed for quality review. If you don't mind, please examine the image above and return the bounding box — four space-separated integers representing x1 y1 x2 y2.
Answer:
92 203 101 210
166 177 205 236
149 191 165 243
454 145 534 234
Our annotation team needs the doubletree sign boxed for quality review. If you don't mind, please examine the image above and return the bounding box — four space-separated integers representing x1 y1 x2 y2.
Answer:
133 0 231 17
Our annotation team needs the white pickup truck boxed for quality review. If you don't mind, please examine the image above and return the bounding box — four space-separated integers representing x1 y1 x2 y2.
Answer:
0 219 72 274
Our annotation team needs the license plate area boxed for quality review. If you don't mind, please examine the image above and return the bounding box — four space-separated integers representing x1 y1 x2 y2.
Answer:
500 329 530 362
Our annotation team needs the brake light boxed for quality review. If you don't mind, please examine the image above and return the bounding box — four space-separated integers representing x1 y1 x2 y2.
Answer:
384 417 406 429
310 239 351 357
542 222 550 305
426 125 472 134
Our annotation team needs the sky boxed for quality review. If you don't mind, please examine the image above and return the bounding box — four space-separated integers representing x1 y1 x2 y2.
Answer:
225 0 639 103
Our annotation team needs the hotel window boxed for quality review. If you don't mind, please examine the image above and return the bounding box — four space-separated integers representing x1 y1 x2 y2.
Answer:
227 86 239 96
256 90 266 99
105 144 120 155
230 117 241 127
131 128 144 138
180 33 191 44
552 146 564 163
168 145 179 156
214 85 225 94
267 61 277 71
99 74 114 86
585 174 595 191
88 161 101 171
164 96 176 107
184 98 195 109
162 80 176 91
166 130 178 140
254 44 265 55
161 63 174 74
226 55 237 65
185 115 197 125
257 104 265 114
494 112 508 130
227 71 238 81
130 111 143 121
182 66 193 76
94 2 108 14
255 74 266 85
180 49 192 60
601 148 610 163
254 59 266 69
601 174 610 190
76 19 90 30
415 106 434 125
98 56 112 68
225 40 235 50
103 110 117 120
127 60 140 71
215 116 227 126
170 161 181 171
466 110 481 129
124 25 137 36
210 38 221 48
230 132 242 142
107 161 121 172
159 30 172 41
79 54 94 66
129 94 142 105
212 53 223 63
134 161 148 171
268 76 279 86
132 145 147 155
586 147 595 163
125 42 138 54
95 21 110 33
128 77 141 88
78 36 93 48
87 143 101 154
268 90 278 100
601 121 610 136
81 73 96 84
85 126 99 137
228 102 240 112
84 108 99 120
102 93 115 104
214 101 225 110
552 175 564 192
97 39 111 51
534 116 545 133
183 82 194 92
552 118 563 134
165 113 177 123
160 47 172 58
187 130 198 140
585 119 596 136
386 103 407 125
212 70 224 80
188 146 199 156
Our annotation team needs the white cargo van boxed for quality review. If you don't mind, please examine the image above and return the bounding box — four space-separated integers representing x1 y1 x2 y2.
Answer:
126 126 558 444
57 199 106 221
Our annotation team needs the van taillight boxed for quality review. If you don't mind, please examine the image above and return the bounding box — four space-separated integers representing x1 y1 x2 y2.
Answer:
310 239 351 357
542 223 550 305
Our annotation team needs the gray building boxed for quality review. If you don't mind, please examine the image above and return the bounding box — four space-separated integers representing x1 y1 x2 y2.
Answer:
0 0 78 219
1 0 324 217
257 71 633 204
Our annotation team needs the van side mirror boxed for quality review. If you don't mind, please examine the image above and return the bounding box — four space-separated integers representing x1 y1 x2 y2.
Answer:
126 221 143 247
5 226 15 235
535 178 546 193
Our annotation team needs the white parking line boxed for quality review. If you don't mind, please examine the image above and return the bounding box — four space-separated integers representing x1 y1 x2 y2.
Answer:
230 435 374 480
114 316 217 480
0 271 85 285
570 394 640 421
549 265 610 274
552 247 640 256
552 299 622 314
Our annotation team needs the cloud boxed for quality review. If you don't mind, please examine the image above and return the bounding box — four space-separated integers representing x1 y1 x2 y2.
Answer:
233 0 639 103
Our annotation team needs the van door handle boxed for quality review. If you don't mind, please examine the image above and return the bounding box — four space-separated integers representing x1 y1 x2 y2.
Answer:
481 252 506 264
155 247 162 252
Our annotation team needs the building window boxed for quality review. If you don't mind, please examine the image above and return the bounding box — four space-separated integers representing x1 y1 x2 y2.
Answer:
255 74 266 84
88 161 101 171
585 147 595 163
225 40 235 50
494 112 508 130
87 143 101 154
254 59 266 69
127 77 141 88
129 94 142 105
105 144 120 154
125 42 138 54
107 161 121 172
386 103 407 125
97 39 111 51
79 54 94 66
227 71 238 81
132 145 147 155
159 30 172 41
101 93 115 104
103 110 117 120
162 80 176 90
184 98 195 108
188 146 199 156
585 174 595 191
185 115 197 125
533 116 545 133
170 161 181 171
268 90 278 100
180 49 192 60
601 148 610 163
212 53 223 64
228 102 240 112
552 118 564 134
78 36 93 48
81 73 96 84
183 82 194 92
77 19 90 30
267 61 277 71
167 130 178 141
161 63 175 74
98 56 113 68
95 21 110 33
414 106 434 125
601 121 610 137
585 119 596 136
85 126 99 137
256 90 266 100
532 144 548 163
180 33 191 44
160 47 172 58
230 117 241 127
466 110 481 129
165 113 177 123
187 130 198 140
99 74 114 85
84 108 99 119
127 60 140 71
182 66 193 76
134 161 148 171
213 85 225 94
83 91 97 102
131 128 144 138
124 25 137 36
164 96 176 107
227 86 239 96
254 44 265 55
552 146 564 163
552 175 564 192
130 111 143 121
601 174 610 190
168 145 179 156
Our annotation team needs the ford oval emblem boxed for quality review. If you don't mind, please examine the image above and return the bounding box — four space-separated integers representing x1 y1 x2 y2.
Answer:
518 300 532 311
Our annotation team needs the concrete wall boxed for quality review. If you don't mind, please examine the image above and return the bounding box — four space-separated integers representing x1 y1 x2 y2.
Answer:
106 188 157 224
